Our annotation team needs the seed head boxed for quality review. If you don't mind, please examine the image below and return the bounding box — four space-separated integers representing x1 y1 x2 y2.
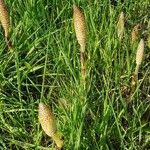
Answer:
73 5 86 53
136 39 144 65
117 12 124 40
0 0 10 38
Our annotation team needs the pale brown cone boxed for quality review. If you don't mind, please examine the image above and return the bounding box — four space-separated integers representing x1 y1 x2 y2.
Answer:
73 5 86 53
38 103 64 149
117 12 124 41
136 39 144 65
38 103 57 137
0 0 10 38
131 24 140 42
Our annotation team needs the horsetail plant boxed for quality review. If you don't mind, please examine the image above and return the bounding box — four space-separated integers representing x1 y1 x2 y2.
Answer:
0 0 12 49
73 4 87 82
117 12 124 41
131 39 144 94
131 24 140 43
135 39 144 76
38 103 64 149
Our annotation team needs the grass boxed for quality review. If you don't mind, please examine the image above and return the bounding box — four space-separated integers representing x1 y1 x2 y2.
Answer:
0 0 150 149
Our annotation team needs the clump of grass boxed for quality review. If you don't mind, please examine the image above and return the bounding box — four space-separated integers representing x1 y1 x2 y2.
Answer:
117 12 124 41
38 103 64 149
73 4 87 82
0 1 149 149
0 0 12 49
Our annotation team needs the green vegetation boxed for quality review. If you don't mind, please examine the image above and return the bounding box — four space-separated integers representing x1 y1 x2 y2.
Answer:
0 0 150 149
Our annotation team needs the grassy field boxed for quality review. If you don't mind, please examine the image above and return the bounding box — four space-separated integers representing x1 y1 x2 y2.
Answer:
0 0 150 149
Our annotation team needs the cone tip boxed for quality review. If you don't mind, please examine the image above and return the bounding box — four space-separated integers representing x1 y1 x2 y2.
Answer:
73 4 78 11
139 38 144 46
73 4 76 9
120 12 124 17
140 38 144 42
39 102 45 110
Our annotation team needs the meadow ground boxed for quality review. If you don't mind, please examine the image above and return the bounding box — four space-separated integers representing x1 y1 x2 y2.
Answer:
0 0 150 149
